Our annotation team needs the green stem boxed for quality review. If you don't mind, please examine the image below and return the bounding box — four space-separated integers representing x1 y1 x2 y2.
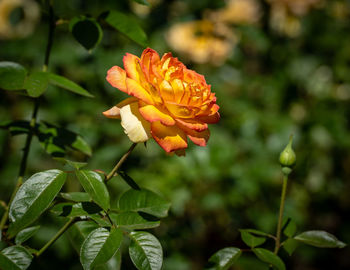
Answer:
105 143 137 182
274 174 288 254
36 218 76 257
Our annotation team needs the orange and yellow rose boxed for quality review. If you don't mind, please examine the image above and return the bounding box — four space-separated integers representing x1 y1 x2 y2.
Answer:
103 48 220 155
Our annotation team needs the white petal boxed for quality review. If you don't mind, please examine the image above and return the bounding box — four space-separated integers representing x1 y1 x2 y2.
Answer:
120 102 151 143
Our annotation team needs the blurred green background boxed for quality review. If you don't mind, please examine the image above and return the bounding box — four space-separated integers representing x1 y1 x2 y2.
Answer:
0 0 349 269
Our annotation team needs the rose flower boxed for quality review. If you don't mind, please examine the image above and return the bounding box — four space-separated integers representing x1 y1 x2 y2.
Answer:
103 48 220 156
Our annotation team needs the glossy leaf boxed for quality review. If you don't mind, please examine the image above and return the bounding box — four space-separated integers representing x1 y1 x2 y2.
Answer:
282 218 297 238
67 221 100 252
80 227 123 270
15 226 40 245
129 231 163 270
208 247 241 270
283 238 299 256
104 10 147 47
24 71 49 97
51 202 102 217
0 246 33 270
8 170 67 237
118 189 170 218
70 17 103 50
76 170 110 211
240 230 266 248
294 230 346 248
48 73 93 97
252 248 286 270
60 192 91 202
0 61 27 90
110 211 160 230
95 250 122 270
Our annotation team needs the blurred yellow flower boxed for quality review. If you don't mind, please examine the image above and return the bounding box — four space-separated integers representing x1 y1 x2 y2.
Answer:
166 20 236 65
210 0 262 25
267 0 322 37
0 0 40 39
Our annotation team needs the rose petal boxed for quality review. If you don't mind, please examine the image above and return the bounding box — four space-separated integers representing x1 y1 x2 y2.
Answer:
126 78 154 104
159 79 175 101
102 97 138 119
139 102 175 126
120 102 151 143
175 118 208 132
123 53 142 82
106 66 127 92
151 121 188 152
187 129 210 146
141 48 160 80
196 111 220 124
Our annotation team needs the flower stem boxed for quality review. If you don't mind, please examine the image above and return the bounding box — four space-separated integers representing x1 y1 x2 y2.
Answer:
36 218 76 257
274 173 288 254
105 143 137 182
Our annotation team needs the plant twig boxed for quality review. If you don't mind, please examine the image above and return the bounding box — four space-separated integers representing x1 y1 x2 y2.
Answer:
105 143 137 182
274 174 288 254
36 218 76 257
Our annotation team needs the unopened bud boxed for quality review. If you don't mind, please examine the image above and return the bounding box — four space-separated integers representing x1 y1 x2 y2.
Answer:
279 135 296 169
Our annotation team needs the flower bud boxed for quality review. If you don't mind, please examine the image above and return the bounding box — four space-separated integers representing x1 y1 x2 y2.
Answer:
279 135 296 169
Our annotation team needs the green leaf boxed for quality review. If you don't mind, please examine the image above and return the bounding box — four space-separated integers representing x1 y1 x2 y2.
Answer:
241 229 271 237
283 238 298 256
104 10 147 47
110 211 160 230
24 71 49 97
70 17 103 50
89 214 111 227
76 170 110 211
67 221 100 252
95 250 122 270
282 218 297 238
0 121 92 157
51 202 102 217
294 230 346 248
0 62 27 90
60 192 91 202
252 248 286 270
129 231 163 270
0 120 33 136
118 189 170 218
54 158 88 170
37 122 92 157
15 226 40 245
132 0 150 6
0 246 33 270
48 73 93 97
8 170 67 237
80 227 123 270
240 230 266 248
208 247 241 270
